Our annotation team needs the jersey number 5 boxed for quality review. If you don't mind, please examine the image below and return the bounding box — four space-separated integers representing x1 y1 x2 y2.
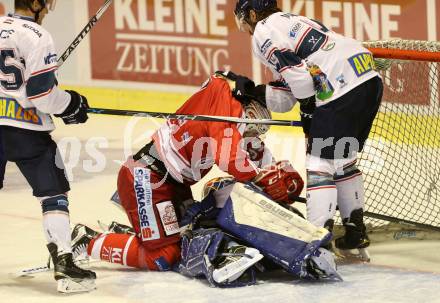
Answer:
0 49 24 91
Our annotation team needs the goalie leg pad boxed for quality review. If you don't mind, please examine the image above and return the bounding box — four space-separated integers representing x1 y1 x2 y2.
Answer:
178 228 261 287
216 183 336 280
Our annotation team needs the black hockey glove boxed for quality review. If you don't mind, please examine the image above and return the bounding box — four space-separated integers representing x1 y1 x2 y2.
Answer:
55 90 89 125
298 95 316 136
215 71 266 106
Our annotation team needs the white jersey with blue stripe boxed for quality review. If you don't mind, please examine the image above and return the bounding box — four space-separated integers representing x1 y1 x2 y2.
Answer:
252 12 379 108
0 14 70 131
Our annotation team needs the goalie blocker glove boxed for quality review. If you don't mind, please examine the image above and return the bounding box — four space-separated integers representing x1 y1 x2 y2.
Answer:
215 71 266 106
54 90 89 125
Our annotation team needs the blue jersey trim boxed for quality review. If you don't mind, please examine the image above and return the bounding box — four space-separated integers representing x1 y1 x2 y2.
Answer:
26 70 56 99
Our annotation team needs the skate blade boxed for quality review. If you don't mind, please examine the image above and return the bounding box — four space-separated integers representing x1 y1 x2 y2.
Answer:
57 278 96 293
212 252 264 283
335 248 370 264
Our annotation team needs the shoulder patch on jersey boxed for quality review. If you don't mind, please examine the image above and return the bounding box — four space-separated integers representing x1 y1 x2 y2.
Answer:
295 28 328 59
348 52 375 77
22 23 42 38
27 68 56 100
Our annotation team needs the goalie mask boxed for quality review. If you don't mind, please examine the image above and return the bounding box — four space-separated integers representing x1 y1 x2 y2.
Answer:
244 100 272 137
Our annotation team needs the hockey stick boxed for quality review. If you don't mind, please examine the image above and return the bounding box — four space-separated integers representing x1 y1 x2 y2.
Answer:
57 0 113 67
289 194 440 232
10 258 100 278
10 0 114 279
87 107 303 127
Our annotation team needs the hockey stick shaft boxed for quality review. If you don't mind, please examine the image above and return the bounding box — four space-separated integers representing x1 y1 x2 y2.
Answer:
289 194 440 232
88 107 303 127
57 0 113 67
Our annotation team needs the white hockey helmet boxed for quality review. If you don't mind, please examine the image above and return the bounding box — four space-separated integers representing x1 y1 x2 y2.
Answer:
308 248 343 281
243 100 272 137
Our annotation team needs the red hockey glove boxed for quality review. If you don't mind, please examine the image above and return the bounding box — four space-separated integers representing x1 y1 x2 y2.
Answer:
253 160 304 204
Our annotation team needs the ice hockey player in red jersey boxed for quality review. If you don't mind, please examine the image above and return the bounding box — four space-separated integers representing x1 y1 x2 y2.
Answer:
0 0 95 293
71 72 304 275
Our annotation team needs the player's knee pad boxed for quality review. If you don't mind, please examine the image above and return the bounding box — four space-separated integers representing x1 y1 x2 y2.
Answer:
306 171 337 227
334 162 365 218
40 195 69 214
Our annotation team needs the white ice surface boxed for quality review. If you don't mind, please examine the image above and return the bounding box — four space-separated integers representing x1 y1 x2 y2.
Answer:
1 116 439 303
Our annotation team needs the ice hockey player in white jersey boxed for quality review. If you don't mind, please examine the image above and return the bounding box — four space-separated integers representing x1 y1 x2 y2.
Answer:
0 0 96 293
0 129 5 189
232 0 383 259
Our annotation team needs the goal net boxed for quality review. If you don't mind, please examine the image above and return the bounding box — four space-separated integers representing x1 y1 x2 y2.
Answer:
358 39 440 233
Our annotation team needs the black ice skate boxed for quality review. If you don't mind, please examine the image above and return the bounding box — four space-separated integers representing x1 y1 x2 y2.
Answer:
47 243 97 293
71 224 100 261
334 208 370 262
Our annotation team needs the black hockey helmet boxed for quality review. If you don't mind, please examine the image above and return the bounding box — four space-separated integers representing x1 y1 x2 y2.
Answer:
16 0 56 10
234 0 278 31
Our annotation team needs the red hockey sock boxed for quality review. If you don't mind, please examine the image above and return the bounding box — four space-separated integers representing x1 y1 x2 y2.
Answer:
87 233 181 271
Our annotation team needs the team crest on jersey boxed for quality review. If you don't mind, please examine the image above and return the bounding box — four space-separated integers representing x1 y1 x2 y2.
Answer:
156 201 179 236
0 98 42 125
134 167 160 241
348 53 376 77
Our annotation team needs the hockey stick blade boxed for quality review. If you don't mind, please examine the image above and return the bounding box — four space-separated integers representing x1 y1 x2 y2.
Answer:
58 0 113 67
88 107 302 127
10 258 98 279
9 265 51 279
